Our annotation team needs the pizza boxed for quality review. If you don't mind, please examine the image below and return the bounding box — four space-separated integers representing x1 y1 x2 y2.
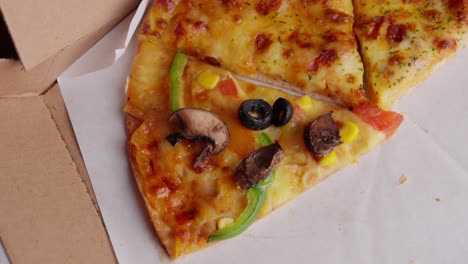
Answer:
124 0 467 259
139 0 367 108
125 40 402 258
139 0 468 109
354 0 468 109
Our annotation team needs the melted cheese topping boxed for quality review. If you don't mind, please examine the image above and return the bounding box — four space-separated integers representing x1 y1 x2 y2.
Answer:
126 41 385 258
354 0 468 109
140 0 367 107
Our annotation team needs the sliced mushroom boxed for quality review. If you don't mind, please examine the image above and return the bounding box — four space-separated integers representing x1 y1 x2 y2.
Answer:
304 112 342 158
234 143 284 189
169 108 230 170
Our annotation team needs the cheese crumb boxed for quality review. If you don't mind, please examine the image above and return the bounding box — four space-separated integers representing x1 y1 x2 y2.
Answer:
397 175 408 186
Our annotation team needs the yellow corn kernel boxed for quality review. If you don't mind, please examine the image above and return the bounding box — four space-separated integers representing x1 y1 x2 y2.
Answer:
320 151 337 167
197 70 220 89
295 95 314 112
340 121 360 144
217 217 234 230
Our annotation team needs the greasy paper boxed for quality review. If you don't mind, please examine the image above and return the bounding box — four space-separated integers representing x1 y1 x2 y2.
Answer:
58 4 468 263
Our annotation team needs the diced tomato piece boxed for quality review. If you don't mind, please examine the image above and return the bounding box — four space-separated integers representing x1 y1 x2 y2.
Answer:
292 103 305 121
217 79 238 97
353 104 403 138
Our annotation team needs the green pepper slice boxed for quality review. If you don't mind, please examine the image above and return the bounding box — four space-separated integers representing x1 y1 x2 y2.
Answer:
207 187 264 242
256 132 273 146
207 133 276 242
169 52 188 112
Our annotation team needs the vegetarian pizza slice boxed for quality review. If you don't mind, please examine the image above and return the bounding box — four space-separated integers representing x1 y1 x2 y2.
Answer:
138 0 367 107
125 40 403 258
353 0 468 109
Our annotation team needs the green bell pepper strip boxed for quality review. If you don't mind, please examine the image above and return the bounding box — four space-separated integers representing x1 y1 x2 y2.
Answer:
256 132 273 146
207 133 275 242
169 52 188 112
207 171 275 242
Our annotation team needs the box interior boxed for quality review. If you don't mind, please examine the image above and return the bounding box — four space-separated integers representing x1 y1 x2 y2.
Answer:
0 11 18 60
0 0 140 263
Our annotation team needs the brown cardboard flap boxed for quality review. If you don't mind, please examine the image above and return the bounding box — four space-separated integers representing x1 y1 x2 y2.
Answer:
0 96 116 264
42 84 99 208
0 58 53 97
0 0 140 70
0 0 139 98
0 19 112 98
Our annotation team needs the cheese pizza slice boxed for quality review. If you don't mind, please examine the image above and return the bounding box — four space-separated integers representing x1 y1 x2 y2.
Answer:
125 40 403 258
354 0 468 109
137 0 367 107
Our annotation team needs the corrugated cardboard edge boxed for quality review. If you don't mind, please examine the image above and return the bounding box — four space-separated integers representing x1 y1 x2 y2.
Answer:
42 84 99 208
0 95 117 264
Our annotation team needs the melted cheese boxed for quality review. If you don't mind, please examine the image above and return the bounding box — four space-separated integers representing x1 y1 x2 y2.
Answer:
354 0 468 109
126 41 386 258
140 0 367 107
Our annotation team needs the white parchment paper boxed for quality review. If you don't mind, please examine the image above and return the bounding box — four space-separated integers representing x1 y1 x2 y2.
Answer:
58 3 468 263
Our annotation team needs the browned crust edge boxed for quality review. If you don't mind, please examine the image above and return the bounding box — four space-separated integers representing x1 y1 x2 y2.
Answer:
125 113 177 258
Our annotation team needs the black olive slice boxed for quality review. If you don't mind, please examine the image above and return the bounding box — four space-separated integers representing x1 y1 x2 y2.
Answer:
238 99 272 130
271 98 293 127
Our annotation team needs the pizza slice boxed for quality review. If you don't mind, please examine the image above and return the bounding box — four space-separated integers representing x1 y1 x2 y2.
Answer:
137 0 367 107
353 0 468 109
125 40 403 258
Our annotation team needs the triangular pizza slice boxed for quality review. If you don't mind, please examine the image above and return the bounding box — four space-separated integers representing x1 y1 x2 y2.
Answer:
125 40 403 258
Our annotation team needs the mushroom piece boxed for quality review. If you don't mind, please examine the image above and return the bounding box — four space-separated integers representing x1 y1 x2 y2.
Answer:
234 143 284 189
169 108 230 170
303 112 342 158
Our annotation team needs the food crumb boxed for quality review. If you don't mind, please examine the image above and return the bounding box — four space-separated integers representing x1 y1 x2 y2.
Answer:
435 198 441 202
397 175 408 186
423 128 429 133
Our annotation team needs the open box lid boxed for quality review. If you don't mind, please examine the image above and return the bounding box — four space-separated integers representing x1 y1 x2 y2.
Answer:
0 0 139 70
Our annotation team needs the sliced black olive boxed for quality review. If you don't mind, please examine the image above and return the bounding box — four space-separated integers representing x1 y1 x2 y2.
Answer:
238 99 272 130
271 98 293 127
166 133 184 146
304 112 342 158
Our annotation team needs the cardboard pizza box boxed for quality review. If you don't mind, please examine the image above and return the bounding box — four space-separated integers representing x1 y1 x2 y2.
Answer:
0 0 140 263
0 0 139 97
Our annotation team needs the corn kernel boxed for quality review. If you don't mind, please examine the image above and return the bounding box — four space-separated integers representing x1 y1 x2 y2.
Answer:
217 217 234 229
197 70 220 89
295 95 314 112
340 121 360 144
320 151 337 167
